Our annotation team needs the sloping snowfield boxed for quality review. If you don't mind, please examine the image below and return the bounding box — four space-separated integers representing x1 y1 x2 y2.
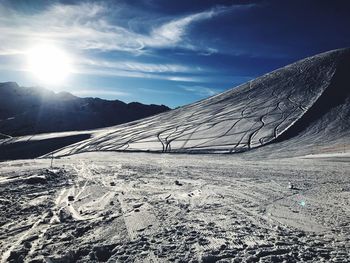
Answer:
0 152 349 262
46 48 349 156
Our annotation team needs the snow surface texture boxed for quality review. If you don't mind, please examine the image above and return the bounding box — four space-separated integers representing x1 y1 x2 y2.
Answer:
47 48 350 156
0 153 349 262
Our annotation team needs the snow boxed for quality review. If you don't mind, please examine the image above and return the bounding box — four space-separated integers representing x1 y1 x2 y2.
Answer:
0 152 349 262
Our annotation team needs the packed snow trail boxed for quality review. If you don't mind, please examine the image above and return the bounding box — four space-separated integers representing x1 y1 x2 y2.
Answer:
0 152 349 262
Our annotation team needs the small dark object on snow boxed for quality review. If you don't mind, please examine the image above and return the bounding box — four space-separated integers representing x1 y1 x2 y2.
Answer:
133 203 143 209
26 175 47 184
288 182 294 190
58 208 72 222
110 182 116 186
50 154 54 168
110 201 114 206
175 180 183 186
68 195 74 201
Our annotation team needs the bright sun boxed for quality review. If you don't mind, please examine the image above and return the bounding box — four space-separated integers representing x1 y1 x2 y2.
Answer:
26 45 73 85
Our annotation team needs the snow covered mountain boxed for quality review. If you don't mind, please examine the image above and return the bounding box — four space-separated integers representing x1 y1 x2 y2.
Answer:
52 48 350 156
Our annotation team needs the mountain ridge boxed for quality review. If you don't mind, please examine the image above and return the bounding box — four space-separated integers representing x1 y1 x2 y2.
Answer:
0 82 170 137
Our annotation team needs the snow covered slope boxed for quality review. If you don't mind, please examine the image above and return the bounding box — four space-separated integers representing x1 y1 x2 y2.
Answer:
1 48 349 159
48 48 349 156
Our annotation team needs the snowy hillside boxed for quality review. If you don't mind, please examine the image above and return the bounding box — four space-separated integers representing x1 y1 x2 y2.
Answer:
51 48 350 156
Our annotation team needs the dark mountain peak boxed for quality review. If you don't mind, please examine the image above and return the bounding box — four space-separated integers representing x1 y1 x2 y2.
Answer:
0 82 170 137
56 91 78 100
128 102 143 106
0 81 19 88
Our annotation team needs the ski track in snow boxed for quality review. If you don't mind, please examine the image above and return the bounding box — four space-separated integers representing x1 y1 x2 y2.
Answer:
0 153 349 262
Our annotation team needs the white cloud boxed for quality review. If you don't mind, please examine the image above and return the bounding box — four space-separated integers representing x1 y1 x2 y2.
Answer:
72 56 205 82
71 89 130 98
179 85 221 96
0 2 234 55
0 52 206 83
74 66 204 82
199 47 218 56
80 59 192 73
138 88 182 95
143 7 225 48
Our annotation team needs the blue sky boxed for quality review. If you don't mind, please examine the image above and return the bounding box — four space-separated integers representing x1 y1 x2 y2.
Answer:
0 0 349 108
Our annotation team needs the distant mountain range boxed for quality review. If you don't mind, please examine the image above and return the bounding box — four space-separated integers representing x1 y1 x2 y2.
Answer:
0 82 170 137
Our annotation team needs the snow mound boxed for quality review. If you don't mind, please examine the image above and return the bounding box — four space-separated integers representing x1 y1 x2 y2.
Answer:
49 48 350 156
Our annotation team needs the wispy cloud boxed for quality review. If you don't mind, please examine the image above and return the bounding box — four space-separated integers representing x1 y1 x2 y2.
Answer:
73 55 205 82
199 47 218 56
0 2 237 55
143 6 227 49
74 66 204 82
0 53 208 83
138 88 182 96
179 85 222 97
71 89 130 98
80 59 192 73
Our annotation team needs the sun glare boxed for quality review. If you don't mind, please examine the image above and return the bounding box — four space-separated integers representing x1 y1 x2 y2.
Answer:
26 45 73 85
